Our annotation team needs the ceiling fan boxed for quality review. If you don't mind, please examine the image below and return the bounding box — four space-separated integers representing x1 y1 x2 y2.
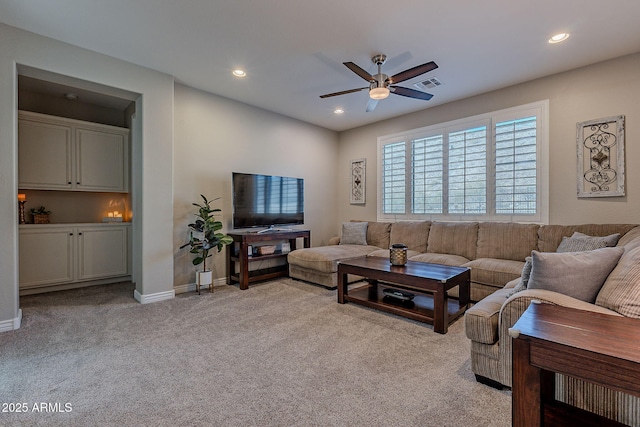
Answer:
320 54 438 112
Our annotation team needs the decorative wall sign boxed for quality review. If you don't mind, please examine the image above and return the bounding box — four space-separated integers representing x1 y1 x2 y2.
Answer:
350 158 366 204
577 115 625 198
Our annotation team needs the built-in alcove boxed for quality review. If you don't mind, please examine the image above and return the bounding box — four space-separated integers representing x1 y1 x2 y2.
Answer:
17 68 139 295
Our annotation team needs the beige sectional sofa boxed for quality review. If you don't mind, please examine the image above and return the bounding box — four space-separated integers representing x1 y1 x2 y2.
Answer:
290 220 575 301
465 223 640 426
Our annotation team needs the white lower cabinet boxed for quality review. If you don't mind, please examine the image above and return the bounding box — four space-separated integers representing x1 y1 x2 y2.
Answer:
19 223 130 291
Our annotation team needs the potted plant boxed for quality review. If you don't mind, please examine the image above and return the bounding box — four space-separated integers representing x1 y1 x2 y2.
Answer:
180 195 233 294
30 205 51 224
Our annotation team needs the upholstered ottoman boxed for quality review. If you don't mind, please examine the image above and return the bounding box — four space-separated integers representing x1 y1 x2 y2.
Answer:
288 244 379 288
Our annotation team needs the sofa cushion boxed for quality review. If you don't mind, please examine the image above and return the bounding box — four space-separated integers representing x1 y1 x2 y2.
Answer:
476 222 539 261
527 248 624 303
616 226 640 251
427 221 478 260
464 286 514 345
390 221 430 252
409 252 470 266
287 245 378 273
349 221 392 249
340 222 368 245
596 244 640 317
464 258 525 288
537 224 637 253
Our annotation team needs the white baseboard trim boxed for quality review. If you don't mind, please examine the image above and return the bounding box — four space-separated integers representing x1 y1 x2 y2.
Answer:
133 289 175 304
174 277 227 294
0 309 22 333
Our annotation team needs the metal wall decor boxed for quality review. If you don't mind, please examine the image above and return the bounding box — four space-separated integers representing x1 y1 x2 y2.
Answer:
576 115 625 198
350 158 366 204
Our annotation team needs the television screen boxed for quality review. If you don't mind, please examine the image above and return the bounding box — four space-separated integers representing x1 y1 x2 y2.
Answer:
232 172 304 229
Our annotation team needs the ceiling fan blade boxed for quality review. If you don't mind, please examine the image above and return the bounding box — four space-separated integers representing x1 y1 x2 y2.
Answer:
319 87 368 98
365 98 378 112
390 86 434 100
343 62 375 82
387 61 438 84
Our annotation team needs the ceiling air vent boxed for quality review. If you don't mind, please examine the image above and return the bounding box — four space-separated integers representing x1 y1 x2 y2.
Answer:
413 77 442 91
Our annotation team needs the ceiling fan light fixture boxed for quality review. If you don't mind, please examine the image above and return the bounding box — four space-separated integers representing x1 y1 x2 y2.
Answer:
369 87 390 100
548 33 570 44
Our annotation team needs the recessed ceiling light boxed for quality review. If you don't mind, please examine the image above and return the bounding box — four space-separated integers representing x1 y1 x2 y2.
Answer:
232 69 246 77
334 108 344 115
548 33 570 44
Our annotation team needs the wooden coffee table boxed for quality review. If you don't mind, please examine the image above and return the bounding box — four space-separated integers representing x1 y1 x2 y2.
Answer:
337 257 470 334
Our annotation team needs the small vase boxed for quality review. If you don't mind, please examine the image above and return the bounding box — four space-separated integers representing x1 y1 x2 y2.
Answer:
196 270 213 294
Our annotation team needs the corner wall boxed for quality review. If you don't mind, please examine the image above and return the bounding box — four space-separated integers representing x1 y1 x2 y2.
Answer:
173 84 339 288
0 23 175 329
337 52 640 227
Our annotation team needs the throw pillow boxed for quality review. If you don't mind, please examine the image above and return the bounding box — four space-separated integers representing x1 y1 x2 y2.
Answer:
508 257 532 296
571 231 621 247
526 247 624 303
340 222 368 245
556 232 621 253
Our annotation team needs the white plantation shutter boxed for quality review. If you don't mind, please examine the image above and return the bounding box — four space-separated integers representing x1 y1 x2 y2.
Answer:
378 101 547 222
495 116 537 214
382 141 406 214
412 135 444 214
448 126 487 214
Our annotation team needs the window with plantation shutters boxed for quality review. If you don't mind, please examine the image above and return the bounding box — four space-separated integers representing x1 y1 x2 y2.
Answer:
377 101 548 223
448 126 487 214
495 116 537 214
413 135 444 214
382 141 406 214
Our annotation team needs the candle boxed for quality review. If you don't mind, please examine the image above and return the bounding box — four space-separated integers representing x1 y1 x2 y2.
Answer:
17 194 26 202
113 211 119 217
108 212 114 218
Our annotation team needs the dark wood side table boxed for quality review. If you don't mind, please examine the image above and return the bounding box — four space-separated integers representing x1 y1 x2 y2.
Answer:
226 229 310 290
509 302 640 427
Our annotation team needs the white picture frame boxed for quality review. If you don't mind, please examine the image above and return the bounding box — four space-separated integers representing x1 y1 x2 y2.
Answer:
350 158 366 204
576 115 625 198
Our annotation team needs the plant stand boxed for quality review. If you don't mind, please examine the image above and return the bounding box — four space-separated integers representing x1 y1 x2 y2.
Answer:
196 270 213 294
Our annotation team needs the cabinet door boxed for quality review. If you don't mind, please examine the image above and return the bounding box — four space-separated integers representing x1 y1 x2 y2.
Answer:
18 119 73 190
77 226 129 280
76 128 128 192
19 228 74 288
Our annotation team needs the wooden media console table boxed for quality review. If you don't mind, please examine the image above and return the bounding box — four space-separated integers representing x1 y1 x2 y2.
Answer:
226 229 310 290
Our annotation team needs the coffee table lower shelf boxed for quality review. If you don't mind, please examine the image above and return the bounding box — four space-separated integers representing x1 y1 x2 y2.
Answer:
346 283 466 326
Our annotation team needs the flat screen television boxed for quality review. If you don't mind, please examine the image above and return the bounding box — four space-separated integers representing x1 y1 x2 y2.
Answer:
232 172 304 230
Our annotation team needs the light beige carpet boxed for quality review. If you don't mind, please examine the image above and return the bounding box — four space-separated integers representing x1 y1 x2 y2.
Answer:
1 279 510 426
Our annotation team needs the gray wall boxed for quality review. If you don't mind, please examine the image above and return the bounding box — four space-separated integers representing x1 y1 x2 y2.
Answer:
0 23 174 328
173 84 339 287
336 52 640 229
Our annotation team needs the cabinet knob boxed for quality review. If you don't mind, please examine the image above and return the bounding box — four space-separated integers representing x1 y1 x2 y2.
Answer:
78 232 83 235
77 182 80 185
68 181 72 184
69 233 73 236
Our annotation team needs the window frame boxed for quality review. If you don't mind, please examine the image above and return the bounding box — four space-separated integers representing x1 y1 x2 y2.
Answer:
377 100 549 224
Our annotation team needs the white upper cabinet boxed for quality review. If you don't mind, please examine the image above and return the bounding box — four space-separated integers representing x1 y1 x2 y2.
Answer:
18 118 73 190
18 111 130 192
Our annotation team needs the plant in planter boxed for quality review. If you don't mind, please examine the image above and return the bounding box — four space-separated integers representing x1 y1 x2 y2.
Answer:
180 195 233 294
30 206 51 224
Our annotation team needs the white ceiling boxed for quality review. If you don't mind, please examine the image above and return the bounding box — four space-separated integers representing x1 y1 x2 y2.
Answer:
1 0 640 132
